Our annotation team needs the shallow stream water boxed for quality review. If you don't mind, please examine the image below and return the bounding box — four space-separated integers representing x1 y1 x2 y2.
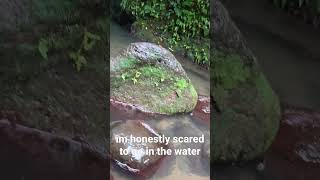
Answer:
110 21 210 179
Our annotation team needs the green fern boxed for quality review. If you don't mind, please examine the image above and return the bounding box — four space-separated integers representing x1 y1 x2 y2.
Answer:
69 51 87 72
83 31 101 51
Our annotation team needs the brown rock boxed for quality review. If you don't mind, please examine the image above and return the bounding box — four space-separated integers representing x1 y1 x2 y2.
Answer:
0 119 108 180
265 104 320 180
191 95 210 124
110 120 169 178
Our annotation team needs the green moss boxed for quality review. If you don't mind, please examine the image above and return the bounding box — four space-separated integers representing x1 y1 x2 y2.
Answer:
213 86 229 110
254 72 280 149
140 66 168 80
112 56 138 72
211 51 281 162
212 107 268 161
255 73 280 112
111 63 197 114
212 53 251 90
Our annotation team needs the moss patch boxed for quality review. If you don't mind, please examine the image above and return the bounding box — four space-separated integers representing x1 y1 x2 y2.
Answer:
111 61 198 114
211 50 280 162
213 53 250 90
111 56 138 72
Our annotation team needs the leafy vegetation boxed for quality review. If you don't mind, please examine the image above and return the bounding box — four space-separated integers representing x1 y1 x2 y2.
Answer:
38 29 101 71
120 0 210 65
37 19 106 71
273 0 320 13
119 66 169 86
117 64 192 96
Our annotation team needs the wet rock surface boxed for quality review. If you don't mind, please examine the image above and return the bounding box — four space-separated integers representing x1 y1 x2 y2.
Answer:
110 120 169 178
271 104 320 164
110 112 210 179
211 0 280 162
110 42 198 115
191 95 210 124
264 104 320 180
0 119 108 180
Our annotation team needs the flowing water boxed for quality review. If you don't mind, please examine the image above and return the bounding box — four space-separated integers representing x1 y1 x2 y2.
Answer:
110 21 210 180
237 21 320 110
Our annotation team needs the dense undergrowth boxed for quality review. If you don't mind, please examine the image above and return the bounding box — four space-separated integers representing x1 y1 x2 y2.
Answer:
0 1 108 83
35 0 108 72
272 0 320 27
38 17 108 72
273 0 320 13
120 0 210 66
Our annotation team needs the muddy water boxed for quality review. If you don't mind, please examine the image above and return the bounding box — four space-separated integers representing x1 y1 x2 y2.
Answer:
110 21 210 179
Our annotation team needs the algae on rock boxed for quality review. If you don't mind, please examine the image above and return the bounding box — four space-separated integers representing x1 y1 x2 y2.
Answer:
211 0 280 162
111 42 198 115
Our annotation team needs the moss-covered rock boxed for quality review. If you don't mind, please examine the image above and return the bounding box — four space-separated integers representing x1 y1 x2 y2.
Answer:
111 42 198 115
0 0 108 151
211 0 280 162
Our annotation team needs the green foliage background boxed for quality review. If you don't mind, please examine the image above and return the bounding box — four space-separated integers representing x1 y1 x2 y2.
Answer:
121 0 210 65
273 0 320 13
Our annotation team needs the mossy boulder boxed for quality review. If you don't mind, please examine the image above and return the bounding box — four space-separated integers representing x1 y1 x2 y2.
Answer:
0 0 108 151
211 0 280 162
111 42 198 115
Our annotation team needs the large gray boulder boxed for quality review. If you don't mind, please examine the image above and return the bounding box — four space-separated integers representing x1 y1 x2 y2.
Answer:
111 42 198 115
211 0 280 162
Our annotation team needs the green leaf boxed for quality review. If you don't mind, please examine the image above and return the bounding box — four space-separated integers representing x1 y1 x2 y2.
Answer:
85 31 101 41
132 78 138 84
83 31 101 51
69 52 87 72
38 39 49 60
135 71 141 78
